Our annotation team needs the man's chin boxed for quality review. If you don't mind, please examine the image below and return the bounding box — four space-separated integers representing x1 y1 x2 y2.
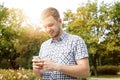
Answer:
49 35 54 38
50 36 57 39
49 34 58 39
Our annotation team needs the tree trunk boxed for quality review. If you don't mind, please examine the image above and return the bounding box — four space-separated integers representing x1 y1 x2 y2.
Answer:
92 54 97 76
98 56 102 66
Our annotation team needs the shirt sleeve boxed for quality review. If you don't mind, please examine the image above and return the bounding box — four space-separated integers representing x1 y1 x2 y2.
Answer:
74 37 89 60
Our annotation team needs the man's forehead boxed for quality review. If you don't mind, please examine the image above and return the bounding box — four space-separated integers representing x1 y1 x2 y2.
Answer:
42 16 56 23
42 16 54 21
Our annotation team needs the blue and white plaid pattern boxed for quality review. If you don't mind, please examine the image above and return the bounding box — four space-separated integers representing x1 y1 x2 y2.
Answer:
39 32 88 80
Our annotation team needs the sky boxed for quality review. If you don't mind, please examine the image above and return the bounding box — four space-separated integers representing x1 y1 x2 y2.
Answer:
0 0 119 25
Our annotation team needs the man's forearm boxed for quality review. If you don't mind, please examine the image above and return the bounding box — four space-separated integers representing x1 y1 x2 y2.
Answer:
56 58 90 78
58 64 90 78
33 69 43 79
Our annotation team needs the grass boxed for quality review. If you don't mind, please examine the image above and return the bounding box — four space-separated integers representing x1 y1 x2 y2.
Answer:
91 75 120 78
90 71 120 78
90 74 120 78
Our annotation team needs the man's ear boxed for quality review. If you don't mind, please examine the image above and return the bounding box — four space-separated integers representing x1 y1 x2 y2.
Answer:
58 18 62 23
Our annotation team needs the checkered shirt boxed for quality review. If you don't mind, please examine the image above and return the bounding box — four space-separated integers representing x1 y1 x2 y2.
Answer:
39 32 88 80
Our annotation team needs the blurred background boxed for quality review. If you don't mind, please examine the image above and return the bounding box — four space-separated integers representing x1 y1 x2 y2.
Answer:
0 0 120 80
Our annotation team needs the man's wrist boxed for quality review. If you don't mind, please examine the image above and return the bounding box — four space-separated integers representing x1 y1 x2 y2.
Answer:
55 63 61 71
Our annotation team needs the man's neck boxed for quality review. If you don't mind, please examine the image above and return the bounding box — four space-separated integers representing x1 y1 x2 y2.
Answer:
53 30 63 41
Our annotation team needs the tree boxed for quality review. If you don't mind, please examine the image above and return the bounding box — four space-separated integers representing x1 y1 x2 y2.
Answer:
0 4 10 68
0 4 49 69
100 1 120 66
0 4 25 69
14 26 48 68
63 0 120 76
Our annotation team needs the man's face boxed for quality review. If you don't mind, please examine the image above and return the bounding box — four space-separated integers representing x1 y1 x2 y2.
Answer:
41 16 62 39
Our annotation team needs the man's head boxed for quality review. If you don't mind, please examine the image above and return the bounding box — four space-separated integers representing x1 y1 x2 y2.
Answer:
41 7 63 40
41 7 60 21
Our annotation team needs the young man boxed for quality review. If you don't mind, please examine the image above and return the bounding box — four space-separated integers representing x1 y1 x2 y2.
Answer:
32 7 90 80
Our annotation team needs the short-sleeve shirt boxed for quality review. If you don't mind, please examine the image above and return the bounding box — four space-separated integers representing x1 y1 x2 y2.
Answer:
39 32 88 80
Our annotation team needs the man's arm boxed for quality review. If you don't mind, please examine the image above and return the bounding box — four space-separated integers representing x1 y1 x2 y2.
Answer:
58 57 90 78
32 59 44 79
42 57 90 78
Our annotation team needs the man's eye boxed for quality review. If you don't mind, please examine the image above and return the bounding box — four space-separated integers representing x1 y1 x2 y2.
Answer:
44 23 54 28
48 24 53 27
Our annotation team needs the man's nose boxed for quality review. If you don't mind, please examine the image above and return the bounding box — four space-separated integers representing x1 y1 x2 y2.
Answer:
46 27 52 32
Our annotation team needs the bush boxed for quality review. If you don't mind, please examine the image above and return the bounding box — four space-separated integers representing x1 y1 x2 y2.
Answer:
78 78 87 80
0 69 38 80
97 65 119 75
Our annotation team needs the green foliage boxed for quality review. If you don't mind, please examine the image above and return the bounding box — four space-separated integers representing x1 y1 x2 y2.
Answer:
0 4 49 69
101 51 120 65
0 4 25 69
14 26 48 68
90 65 120 75
97 65 119 75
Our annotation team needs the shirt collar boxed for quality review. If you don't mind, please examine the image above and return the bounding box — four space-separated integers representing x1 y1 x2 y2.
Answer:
50 31 67 44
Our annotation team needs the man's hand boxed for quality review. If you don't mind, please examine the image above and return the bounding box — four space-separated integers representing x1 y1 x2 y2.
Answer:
32 58 44 79
41 58 60 71
32 58 44 70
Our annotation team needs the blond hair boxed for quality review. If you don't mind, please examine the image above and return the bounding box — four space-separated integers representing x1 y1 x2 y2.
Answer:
41 7 60 21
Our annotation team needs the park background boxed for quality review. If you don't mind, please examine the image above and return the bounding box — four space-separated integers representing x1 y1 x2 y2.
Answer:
0 0 120 80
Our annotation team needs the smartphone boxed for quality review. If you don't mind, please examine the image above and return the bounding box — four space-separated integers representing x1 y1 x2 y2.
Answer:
33 56 41 59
